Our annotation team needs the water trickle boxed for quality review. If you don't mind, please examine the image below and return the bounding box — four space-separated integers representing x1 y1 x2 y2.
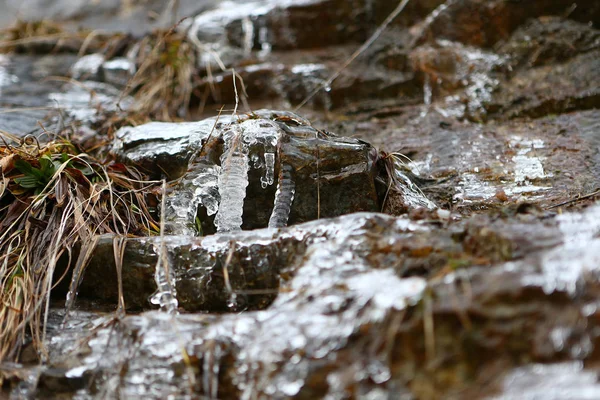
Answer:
215 126 250 233
268 164 296 228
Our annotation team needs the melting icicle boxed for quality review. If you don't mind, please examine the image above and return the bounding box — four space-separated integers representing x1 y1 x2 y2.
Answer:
322 85 333 114
423 74 432 106
261 152 275 188
268 164 295 228
215 127 249 232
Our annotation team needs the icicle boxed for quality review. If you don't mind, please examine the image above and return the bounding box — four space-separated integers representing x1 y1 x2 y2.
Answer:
215 127 249 232
238 118 280 190
164 163 220 235
164 189 196 236
150 243 178 313
261 152 275 188
423 74 432 106
241 16 254 56
420 74 432 118
151 180 178 313
258 22 271 58
268 164 295 228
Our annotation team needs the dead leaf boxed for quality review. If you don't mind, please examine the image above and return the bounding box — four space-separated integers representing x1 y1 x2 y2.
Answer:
0 154 17 174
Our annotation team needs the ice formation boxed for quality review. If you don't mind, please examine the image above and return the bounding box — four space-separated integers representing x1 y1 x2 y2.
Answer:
150 243 178 313
164 163 220 236
214 126 250 232
268 164 295 228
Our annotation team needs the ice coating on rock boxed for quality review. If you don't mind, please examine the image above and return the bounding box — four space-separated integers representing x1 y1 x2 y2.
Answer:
193 166 221 216
490 362 600 400
41 213 429 398
394 168 437 210
240 118 280 190
215 126 250 232
112 119 219 166
268 163 295 228
48 81 130 123
520 204 600 295
70 53 104 79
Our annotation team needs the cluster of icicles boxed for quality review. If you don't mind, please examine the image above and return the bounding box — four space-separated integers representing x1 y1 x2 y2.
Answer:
151 118 297 312
164 118 296 235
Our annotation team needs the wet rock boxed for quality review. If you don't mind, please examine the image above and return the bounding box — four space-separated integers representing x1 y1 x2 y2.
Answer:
79 229 300 312
70 53 105 80
49 80 131 122
193 62 286 105
0 54 75 135
409 39 509 121
0 0 217 35
353 108 600 214
71 53 136 87
496 17 600 70
189 0 367 54
113 110 381 234
488 50 600 119
30 204 600 399
40 213 433 398
4 1 600 399
413 0 600 48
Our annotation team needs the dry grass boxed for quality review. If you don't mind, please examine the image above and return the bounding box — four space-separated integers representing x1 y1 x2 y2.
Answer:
0 128 159 363
0 13 249 366
118 24 197 120
0 20 123 54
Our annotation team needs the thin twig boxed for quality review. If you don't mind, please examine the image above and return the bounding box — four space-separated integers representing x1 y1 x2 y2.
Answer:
222 241 235 295
546 189 600 210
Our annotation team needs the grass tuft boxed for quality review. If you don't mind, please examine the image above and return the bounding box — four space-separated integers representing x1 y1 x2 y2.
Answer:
0 128 159 363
